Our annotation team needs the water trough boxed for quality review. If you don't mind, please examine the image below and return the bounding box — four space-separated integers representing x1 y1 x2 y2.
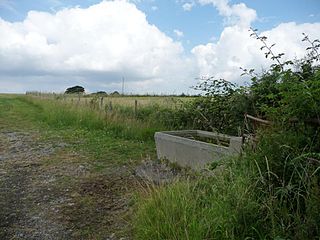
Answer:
154 130 242 170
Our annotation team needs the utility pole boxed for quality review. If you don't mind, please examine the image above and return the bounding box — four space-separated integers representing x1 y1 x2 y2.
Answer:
122 76 125 95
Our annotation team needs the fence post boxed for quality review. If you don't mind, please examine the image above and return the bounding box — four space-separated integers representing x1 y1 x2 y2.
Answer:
100 97 104 109
134 99 138 116
109 101 113 112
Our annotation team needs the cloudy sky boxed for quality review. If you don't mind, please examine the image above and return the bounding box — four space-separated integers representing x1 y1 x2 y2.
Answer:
0 0 319 94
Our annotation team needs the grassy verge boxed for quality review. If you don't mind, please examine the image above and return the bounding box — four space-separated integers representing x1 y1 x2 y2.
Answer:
134 157 261 240
20 96 158 162
0 95 44 130
26 96 162 141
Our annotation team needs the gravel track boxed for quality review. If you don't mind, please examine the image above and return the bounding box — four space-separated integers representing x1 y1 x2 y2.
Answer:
0 131 71 240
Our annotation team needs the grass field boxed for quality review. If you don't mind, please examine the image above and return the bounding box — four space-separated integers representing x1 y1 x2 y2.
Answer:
25 93 199 137
27 92 194 109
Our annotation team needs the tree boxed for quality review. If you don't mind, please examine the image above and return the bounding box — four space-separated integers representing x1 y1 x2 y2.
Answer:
65 85 85 94
96 91 107 95
110 91 120 96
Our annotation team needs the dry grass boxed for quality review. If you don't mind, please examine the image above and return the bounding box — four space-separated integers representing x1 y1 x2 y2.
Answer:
33 93 193 109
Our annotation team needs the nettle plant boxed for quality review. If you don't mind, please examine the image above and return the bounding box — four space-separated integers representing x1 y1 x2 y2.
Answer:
247 28 320 125
191 77 253 135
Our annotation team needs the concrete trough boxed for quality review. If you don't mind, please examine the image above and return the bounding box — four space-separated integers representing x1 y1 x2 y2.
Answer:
154 130 242 170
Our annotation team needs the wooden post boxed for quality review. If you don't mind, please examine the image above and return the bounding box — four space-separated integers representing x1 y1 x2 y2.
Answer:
109 101 113 112
100 97 104 109
134 99 138 116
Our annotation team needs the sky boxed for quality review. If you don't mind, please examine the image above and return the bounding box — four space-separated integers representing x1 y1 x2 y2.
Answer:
0 0 319 94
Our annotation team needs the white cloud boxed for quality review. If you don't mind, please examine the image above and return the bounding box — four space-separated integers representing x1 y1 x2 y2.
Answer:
192 22 320 83
174 29 184 38
182 2 194 11
0 0 195 93
198 0 257 28
151 5 158 11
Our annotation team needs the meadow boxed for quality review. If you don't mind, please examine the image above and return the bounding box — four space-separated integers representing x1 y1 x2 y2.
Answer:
27 92 193 109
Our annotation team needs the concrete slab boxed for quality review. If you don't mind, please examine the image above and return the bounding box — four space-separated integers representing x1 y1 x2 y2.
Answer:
154 130 242 170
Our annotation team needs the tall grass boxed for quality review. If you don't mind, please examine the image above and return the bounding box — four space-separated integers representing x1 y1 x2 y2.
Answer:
23 96 164 141
134 157 263 240
15 95 158 165
133 128 320 239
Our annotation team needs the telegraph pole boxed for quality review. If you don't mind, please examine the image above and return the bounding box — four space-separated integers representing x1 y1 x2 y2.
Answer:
122 76 125 95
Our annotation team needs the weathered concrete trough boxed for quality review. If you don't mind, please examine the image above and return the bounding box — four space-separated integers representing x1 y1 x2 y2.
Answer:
154 130 242 170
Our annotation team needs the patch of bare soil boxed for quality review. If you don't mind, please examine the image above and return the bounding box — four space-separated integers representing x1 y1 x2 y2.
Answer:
0 130 150 240
62 169 137 240
0 131 72 239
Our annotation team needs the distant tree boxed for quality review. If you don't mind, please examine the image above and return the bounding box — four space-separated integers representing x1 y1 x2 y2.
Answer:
96 91 107 95
111 91 120 96
65 86 85 94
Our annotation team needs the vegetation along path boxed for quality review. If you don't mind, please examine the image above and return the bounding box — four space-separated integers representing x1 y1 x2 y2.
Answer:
0 95 156 239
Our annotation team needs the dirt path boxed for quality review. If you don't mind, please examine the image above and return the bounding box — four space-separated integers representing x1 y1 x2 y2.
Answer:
0 131 73 239
0 128 160 240
0 129 140 240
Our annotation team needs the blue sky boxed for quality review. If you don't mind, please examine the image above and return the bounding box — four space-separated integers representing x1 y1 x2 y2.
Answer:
0 0 320 93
